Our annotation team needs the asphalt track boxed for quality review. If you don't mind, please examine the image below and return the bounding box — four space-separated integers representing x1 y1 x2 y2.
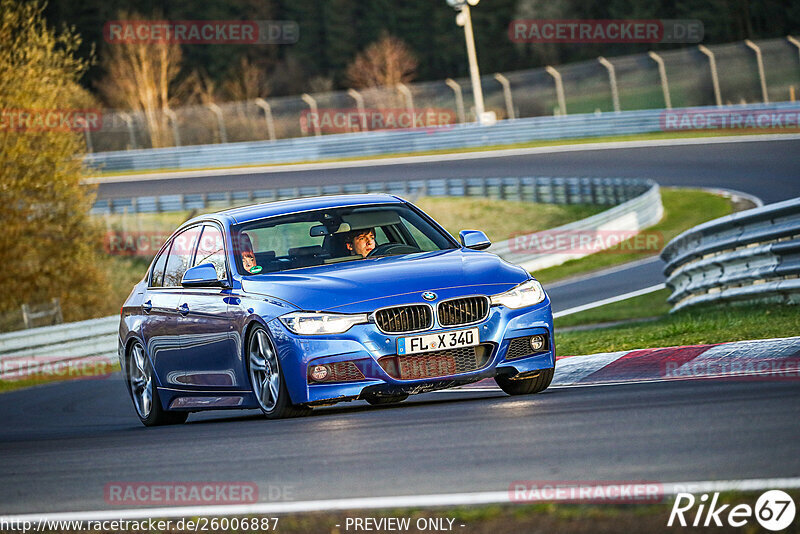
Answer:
0 375 798 515
1 137 798 516
94 138 800 204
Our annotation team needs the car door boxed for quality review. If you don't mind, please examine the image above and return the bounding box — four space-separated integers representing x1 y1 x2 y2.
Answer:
139 236 185 388
175 223 242 390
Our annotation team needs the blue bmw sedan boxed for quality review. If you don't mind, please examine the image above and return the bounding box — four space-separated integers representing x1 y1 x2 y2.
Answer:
119 194 555 425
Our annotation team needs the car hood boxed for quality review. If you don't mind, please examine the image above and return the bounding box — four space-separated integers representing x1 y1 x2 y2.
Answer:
240 248 530 313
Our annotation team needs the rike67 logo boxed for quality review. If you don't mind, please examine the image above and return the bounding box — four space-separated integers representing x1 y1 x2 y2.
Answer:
668 490 796 530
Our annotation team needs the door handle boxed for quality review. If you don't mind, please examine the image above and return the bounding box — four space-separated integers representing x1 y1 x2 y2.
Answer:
142 300 152 313
178 303 190 316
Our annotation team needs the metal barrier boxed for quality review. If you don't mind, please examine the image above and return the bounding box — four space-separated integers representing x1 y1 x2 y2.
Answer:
661 197 800 311
92 175 653 214
492 181 663 271
85 102 800 173
0 316 118 379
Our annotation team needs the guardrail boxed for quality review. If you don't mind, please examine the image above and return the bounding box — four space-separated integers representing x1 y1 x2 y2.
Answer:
92 175 653 214
491 181 662 271
0 316 118 379
85 102 800 173
661 197 800 311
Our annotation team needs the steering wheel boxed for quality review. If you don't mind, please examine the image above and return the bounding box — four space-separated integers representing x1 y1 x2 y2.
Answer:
367 242 420 258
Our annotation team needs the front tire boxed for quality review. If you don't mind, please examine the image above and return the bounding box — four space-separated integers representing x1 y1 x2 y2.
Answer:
495 367 554 396
247 325 311 419
126 341 188 427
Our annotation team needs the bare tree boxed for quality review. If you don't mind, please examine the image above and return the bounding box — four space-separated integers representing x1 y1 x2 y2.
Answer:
177 69 219 105
345 33 418 89
97 12 182 148
222 57 270 102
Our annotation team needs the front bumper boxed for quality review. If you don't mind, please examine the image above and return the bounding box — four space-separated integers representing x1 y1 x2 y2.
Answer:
267 299 555 405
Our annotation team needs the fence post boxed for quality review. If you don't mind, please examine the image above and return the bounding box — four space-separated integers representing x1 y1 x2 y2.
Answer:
253 98 276 142
397 83 414 125
745 40 769 104
206 103 228 143
788 35 800 63
164 109 181 147
698 45 722 107
83 126 94 153
597 57 621 113
445 78 465 124
21 304 31 329
545 66 567 116
301 94 321 136
52 298 64 325
347 88 368 131
119 112 137 149
493 73 515 120
648 51 672 109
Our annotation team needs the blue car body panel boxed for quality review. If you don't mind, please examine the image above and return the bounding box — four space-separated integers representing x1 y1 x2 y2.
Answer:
118 194 555 413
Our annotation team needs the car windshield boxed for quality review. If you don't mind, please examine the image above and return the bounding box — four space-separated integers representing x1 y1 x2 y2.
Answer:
232 203 457 275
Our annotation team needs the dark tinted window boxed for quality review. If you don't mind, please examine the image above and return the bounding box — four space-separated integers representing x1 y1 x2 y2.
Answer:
150 247 169 287
163 226 202 287
194 225 227 280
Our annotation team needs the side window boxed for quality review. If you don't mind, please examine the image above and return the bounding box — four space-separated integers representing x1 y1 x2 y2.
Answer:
163 226 202 287
194 225 227 280
150 246 169 287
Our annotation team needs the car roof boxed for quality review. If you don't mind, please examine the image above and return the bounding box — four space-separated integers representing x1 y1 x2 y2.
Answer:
187 194 407 226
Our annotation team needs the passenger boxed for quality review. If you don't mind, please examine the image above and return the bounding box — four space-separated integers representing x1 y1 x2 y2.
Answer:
240 233 260 273
344 227 376 257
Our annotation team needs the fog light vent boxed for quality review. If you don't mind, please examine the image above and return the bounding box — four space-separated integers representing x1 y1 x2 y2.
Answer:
308 361 365 383
505 335 548 360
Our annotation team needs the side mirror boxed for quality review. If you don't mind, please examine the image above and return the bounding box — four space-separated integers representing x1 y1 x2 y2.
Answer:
459 230 491 250
181 263 227 288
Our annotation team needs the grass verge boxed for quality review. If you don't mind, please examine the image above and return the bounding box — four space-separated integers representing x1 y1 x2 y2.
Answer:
556 303 800 357
555 289 672 329
534 188 737 284
414 197 604 243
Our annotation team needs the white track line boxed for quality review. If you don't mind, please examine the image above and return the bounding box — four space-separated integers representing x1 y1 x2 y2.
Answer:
4 478 800 522
553 283 666 318
85 133 800 184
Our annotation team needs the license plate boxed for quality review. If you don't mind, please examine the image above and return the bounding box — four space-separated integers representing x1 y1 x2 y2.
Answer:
397 327 479 356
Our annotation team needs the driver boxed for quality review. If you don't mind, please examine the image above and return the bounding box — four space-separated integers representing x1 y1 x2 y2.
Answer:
344 227 376 257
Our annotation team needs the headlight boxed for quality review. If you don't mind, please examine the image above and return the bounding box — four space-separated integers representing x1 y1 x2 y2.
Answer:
490 279 546 309
279 312 369 335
